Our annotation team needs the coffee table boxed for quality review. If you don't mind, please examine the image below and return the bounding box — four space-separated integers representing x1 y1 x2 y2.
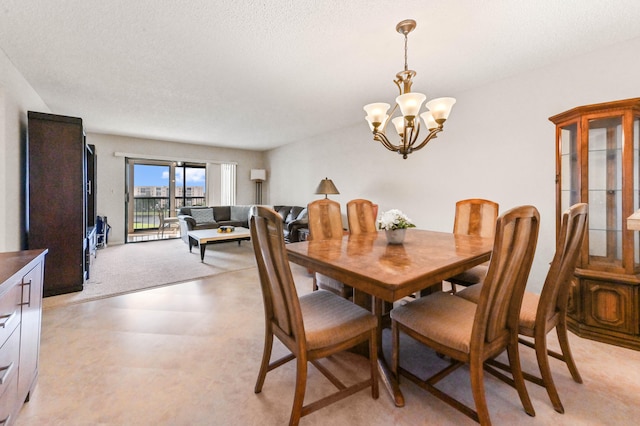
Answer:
187 227 251 262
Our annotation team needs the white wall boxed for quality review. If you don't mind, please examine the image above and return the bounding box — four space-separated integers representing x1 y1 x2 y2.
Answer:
0 48 49 252
87 133 265 245
266 36 640 293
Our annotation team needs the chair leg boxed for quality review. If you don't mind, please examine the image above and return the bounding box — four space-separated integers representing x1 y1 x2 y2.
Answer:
289 355 308 426
469 356 491 426
254 330 274 393
534 329 564 413
556 320 583 384
391 320 400 379
370 329 379 399
507 340 536 417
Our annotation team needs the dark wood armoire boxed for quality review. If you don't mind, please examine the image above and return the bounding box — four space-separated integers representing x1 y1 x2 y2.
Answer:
27 111 96 296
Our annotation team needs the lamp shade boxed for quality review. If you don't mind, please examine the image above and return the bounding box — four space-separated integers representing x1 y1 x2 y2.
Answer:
425 97 456 122
392 116 405 136
363 103 391 125
396 92 426 117
250 169 266 181
419 111 438 130
315 178 340 198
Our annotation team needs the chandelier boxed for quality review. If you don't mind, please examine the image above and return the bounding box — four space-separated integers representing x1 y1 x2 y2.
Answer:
364 19 456 159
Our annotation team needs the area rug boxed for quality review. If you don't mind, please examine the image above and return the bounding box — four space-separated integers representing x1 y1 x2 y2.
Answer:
43 238 257 309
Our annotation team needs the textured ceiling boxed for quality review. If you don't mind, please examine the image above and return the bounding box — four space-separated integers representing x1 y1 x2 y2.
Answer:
1 0 640 150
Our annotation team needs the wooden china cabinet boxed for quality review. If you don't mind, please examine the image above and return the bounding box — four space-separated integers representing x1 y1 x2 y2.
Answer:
550 98 640 350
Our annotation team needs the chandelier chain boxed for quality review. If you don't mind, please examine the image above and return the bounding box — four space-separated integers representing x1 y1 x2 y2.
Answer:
403 33 409 72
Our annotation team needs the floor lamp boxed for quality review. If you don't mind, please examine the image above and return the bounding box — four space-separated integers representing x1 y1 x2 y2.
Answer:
251 169 266 204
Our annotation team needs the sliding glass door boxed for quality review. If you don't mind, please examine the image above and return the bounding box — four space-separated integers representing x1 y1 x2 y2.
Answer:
175 164 206 208
124 158 237 242
126 159 208 242
132 163 171 231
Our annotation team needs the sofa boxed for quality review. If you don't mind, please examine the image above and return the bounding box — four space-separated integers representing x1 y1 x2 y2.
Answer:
178 205 252 243
273 205 308 243
177 205 308 243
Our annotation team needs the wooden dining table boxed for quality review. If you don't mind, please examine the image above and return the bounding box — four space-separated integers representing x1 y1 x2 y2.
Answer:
286 228 493 407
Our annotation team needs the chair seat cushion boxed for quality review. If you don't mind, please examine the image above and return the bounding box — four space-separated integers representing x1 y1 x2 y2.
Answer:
300 290 377 350
315 273 352 297
455 283 483 302
517 291 539 336
456 284 539 336
447 264 488 285
391 292 477 353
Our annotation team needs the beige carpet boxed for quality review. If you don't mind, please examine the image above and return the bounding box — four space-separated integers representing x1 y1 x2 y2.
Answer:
43 238 256 309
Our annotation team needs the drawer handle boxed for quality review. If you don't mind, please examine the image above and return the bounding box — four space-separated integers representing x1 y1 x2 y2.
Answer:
20 279 32 307
0 312 15 329
0 362 13 385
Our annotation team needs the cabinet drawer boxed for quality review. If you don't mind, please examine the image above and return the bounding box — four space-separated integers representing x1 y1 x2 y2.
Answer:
0 285 21 346
0 370 18 426
0 327 20 401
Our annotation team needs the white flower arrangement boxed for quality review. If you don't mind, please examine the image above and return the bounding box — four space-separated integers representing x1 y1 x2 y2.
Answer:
377 209 416 231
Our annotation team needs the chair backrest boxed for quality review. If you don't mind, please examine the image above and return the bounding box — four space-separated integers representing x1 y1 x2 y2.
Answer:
250 206 304 347
454 199 499 239
347 199 378 234
307 199 344 241
539 203 588 324
472 205 540 351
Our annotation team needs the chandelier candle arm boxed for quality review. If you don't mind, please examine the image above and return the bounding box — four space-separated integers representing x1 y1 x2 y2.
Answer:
362 19 456 159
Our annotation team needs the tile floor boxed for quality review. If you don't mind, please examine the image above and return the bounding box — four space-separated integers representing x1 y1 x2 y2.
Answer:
15 263 640 425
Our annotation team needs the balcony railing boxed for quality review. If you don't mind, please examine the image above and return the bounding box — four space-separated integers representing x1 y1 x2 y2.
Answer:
132 196 206 230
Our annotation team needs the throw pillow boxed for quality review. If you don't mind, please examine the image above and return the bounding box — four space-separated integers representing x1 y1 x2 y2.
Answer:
190 208 215 225
296 208 308 220
230 205 251 222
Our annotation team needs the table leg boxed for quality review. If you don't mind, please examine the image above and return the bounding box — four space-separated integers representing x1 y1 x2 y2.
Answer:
373 297 405 407
200 243 206 262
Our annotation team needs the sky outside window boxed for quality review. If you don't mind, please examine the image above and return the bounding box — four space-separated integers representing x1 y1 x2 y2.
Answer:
134 164 205 188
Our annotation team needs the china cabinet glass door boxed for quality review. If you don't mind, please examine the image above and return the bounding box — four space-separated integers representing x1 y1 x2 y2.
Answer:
559 123 579 214
587 116 623 268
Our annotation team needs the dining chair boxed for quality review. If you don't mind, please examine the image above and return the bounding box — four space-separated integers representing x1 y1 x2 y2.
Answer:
445 198 499 293
249 206 378 426
157 207 180 237
307 199 351 298
391 205 540 425
347 199 378 234
456 203 588 414
346 199 395 312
